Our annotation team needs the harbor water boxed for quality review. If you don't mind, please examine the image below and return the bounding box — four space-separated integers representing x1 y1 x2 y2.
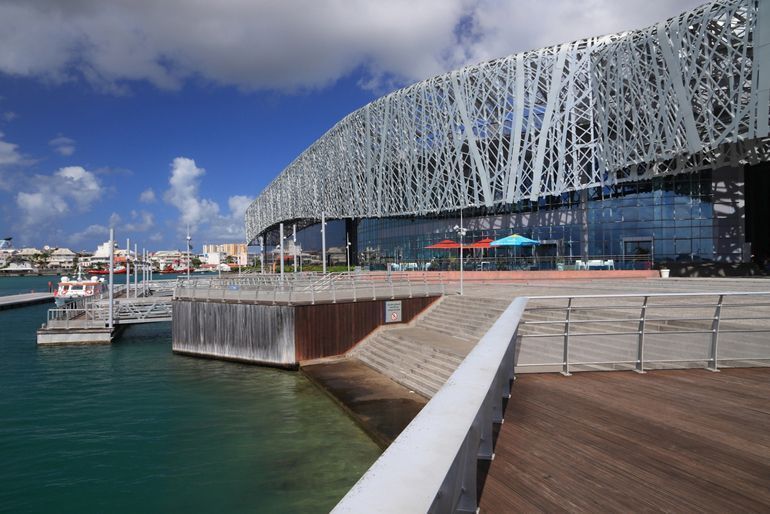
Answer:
0 276 380 513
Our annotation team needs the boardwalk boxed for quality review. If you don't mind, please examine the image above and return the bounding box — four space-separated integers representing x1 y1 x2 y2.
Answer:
0 292 54 310
479 369 770 513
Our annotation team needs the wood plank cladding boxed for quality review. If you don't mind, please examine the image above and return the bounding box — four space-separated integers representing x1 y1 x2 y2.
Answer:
173 300 296 366
294 296 438 362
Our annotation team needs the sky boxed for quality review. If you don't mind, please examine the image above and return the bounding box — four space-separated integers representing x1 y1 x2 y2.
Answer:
0 0 703 253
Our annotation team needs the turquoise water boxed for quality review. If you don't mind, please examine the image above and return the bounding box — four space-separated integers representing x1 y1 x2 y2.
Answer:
0 277 380 513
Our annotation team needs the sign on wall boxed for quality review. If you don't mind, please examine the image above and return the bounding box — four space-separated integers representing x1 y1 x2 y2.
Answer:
385 300 402 323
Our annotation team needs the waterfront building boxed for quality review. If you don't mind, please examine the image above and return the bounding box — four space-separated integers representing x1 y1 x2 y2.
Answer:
151 250 185 270
202 243 247 265
16 248 41 260
245 0 770 273
0 247 15 267
78 241 121 269
48 248 77 269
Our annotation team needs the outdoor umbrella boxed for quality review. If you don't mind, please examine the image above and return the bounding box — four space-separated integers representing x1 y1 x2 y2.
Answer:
467 238 494 249
489 234 540 247
490 234 540 268
425 239 461 249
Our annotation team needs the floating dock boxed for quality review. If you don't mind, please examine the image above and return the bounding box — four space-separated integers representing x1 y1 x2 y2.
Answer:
0 292 54 311
36 281 175 345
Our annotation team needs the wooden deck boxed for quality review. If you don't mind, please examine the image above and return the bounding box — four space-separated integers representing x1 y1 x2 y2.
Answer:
479 369 770 513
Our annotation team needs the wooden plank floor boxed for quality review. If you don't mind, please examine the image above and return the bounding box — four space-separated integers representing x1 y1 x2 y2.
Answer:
479 369 770 513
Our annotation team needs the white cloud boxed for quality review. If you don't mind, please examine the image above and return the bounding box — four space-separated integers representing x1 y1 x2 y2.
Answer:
124 210 154 232
163 157 220 228
0 132 22 166
68 224 109 245
3 111 17 122
49 135 76 156
15 166 104 228
228 195 253 223
163 156 252 242
0 0 703 93
139 188 156 203
108 212 121 227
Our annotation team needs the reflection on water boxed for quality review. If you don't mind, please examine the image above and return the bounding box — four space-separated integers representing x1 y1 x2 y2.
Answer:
0 304 379 514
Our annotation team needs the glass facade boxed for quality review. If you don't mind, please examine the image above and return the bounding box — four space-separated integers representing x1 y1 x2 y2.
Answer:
353 171 718 271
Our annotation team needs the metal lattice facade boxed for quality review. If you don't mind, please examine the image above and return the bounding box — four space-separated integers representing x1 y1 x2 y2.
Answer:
246 0 770 243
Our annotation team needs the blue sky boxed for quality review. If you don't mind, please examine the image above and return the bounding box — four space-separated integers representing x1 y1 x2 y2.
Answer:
0 0 701 252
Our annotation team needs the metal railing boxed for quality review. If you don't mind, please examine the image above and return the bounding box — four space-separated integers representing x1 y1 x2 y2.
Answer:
43 281 174 329
333 290 770 512
173 271 448 305
333 297 527 513
359 253 659 272
517 291 770 374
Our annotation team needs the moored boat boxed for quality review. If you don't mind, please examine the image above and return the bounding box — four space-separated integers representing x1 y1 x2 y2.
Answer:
54 267 105 306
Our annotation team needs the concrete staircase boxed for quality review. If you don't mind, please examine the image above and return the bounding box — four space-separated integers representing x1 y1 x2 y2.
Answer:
350 295 511 398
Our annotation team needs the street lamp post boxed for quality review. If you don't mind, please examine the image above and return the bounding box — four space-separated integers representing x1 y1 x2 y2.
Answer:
453 209 467 296
108 228 114 329
279 222 285 280
186 226 191 281
126 238 131 297
134 243 138 298
346 232 351 274
292 224 298 275
321 212 327 274
259 236 265 274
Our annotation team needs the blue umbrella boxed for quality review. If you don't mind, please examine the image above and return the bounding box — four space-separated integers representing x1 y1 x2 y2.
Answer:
490 234 540 269
490 234 540 246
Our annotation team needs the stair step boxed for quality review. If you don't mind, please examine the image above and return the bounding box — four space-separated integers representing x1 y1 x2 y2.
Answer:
416 319 488 339
378 332 465 365
421 310 499 328
365 333 460 373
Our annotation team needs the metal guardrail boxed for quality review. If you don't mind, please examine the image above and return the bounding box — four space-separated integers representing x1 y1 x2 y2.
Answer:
173 272 448 304
333 290 770 512
44 281 174 328
518 291 770 373
333 297 527 513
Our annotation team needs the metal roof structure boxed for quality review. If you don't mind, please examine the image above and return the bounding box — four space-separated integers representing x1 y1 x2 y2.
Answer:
246 0 770 244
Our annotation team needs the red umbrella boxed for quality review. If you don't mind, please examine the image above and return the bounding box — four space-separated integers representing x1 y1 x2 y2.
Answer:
467 238 494 249
425 239 461 249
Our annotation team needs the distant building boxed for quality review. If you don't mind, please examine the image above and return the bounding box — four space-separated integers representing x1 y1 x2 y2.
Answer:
151 250 184 269
48 248 77 269
17 247 41 259
202 243 247 265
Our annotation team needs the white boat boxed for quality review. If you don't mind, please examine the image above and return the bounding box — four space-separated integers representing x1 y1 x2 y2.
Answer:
54 267 105 306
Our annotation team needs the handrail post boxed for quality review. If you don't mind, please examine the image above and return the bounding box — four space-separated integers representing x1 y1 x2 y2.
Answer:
562 298 572 376
708 294 724 372
636 296 648 374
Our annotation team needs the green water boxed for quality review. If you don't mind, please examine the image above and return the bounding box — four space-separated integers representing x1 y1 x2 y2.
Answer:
0 278 380 513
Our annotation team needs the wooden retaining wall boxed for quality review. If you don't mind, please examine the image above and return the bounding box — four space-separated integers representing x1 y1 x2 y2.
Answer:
173 301 296 367
172 296 439 367
295 296 437 361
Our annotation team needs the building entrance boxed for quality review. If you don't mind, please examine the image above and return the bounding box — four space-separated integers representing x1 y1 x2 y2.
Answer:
744 161 770 265
622 237 654 269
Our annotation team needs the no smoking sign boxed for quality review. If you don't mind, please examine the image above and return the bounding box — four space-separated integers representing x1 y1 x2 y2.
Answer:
385 300 402 323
